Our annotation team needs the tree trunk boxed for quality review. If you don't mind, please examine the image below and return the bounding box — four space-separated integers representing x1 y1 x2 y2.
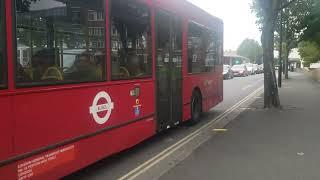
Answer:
278 10 283 88
282 16 289 79
282 43 289 79
262 16 281 108
284 50 289 79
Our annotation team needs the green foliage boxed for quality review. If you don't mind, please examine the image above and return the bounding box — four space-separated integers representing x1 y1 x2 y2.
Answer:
298 41 320 66
252 0 311 36
237 38 262 63
250 0 264 30
275 0 313 51
301 0 320 46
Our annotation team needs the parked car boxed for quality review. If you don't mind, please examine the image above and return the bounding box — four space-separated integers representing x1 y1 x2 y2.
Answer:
257 64 264 74
253 64 259 74
223 65 234 79
245 63 254 75
231 64 248 77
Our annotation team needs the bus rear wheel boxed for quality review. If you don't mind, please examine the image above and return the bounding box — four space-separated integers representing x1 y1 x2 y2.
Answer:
189 91 202 125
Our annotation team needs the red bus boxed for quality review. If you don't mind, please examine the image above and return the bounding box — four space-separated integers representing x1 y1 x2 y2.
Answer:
0 0 223 179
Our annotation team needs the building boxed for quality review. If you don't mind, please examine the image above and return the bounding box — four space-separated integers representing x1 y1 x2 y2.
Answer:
288 48 302 68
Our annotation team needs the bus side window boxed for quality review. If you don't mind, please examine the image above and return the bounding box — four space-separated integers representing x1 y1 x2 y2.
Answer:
188 22 217 73
15 0 106 87
218 32 224 65
0 0 5 88
110 0 152 80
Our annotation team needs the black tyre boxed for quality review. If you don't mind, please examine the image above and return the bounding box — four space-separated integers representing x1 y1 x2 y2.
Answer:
189 91 202 125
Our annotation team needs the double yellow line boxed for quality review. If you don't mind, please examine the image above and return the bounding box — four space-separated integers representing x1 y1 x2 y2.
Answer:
119 86 264 180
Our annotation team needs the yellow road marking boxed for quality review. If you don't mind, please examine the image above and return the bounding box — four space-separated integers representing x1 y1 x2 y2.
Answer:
213 129 228 132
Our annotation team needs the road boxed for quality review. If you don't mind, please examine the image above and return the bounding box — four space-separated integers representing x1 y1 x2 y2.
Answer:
64 74 264 180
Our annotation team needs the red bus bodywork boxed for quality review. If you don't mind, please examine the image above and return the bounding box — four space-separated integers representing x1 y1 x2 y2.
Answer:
0 0 223 179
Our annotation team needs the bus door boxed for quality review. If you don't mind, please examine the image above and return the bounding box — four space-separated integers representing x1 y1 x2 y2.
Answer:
156 10 182 131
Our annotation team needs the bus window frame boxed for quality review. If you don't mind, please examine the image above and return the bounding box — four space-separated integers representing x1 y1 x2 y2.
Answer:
13 0 108 89
0 0 7 89
109 0 153 81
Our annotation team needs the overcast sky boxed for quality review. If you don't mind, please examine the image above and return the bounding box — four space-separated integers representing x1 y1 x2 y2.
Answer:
188 0 261 51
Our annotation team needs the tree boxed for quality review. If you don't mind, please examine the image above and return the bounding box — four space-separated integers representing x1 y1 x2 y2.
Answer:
16 0 39 13
251 0 289 108
298 41 320 66
237 39 262 63
252 0 314 108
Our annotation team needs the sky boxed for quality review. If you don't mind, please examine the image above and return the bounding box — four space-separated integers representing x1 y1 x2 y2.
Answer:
188 0 261 51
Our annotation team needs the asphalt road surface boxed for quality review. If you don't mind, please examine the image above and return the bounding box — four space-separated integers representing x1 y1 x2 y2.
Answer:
64 74 264 180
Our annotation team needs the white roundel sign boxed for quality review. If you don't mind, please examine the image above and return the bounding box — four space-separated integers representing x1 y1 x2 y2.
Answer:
89 91 114 124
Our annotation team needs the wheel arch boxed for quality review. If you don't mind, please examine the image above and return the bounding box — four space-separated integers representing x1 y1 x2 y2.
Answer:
192 86 203 112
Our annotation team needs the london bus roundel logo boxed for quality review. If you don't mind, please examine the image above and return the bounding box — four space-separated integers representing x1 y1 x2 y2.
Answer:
89 91 114 124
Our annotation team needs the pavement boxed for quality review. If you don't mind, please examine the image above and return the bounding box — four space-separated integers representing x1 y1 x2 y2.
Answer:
307 68 320 83
64 74 264 179
160 71 320 180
